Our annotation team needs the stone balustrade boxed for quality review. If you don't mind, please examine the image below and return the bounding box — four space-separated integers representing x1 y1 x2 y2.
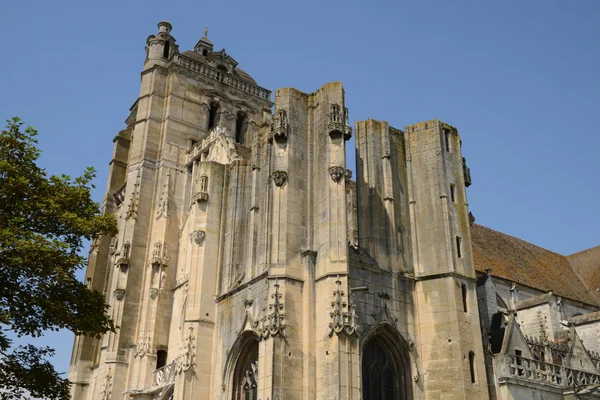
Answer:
172 53 271 101
503 354 600 388
153 360 176 387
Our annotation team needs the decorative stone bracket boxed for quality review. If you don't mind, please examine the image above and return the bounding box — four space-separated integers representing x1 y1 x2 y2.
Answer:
327 104 352 140
175 326 196 374
114 288 126 301
329 166 346 183
271 171 287 187
329 276 358 336
190 230 206 246
253 280 285 339
151 241 169 268
269 109 288 143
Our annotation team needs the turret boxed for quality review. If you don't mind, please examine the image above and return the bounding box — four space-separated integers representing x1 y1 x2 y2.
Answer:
145 21 178 68
193 27 214 56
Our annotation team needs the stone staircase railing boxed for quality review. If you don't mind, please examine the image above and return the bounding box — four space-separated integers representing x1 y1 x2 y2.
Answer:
153 360 176 387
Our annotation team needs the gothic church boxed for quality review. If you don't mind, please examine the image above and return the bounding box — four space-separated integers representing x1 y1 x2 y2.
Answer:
69 22 600 400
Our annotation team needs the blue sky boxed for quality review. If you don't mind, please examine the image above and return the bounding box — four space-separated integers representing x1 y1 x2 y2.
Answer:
2 0 599 382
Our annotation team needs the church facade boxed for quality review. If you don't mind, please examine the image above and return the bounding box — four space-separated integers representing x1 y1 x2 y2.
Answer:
68 22 600 399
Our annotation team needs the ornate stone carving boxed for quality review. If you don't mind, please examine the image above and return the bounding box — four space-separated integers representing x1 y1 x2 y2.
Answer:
190 230 206 246
99 369 113 400
271 171 287 187
329 166 345 183
327 104 344 137
126 170 141 220
269 109 288 143
149 287 159 300
134 331 152 357
372 293 398 325
329 276 358 336
116 242 130 270
254 280 285 339
343 107 352 140
151 241 169 268
345 169 352 182
462 157 472 187
194 175 209 203
175 326 196 373
114 289 126 301
156 171 170 219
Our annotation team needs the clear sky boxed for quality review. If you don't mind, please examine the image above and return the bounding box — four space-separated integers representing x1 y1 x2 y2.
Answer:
2 0 599 384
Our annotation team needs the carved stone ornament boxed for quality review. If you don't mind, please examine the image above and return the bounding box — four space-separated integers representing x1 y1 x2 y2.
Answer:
269 109 288 143
329 166 345 183
327 104 344 137
271 171 287 187
134 331 152 358
149 287 159 300
253 280 285 340
175 326 196 374
190 230 206 246
462 157 472 187
151 241 169 268
329 276 358 336
99 369 113 400
114 289 126 301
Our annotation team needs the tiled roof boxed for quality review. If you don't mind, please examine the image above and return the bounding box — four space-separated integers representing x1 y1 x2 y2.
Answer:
471 224 600 306
567 246 600 297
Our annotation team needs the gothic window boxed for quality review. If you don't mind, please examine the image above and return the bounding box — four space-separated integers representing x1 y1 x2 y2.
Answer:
469 351 476 383
163 41 170 59
444 128 451 152
450 184 456 202
362 338 406 400
208 102 221 130
199 175 208 193
232 341 258 400
456 236 462 258
461 284 468 313
236 112 249 144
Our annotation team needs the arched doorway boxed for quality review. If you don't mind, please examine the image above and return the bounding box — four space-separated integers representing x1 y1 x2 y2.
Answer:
362 328 412 400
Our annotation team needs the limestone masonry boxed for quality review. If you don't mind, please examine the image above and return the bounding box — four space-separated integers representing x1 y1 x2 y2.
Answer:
68 22 600 399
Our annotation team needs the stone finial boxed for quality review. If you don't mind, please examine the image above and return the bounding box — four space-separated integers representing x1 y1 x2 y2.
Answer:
203 26 208 38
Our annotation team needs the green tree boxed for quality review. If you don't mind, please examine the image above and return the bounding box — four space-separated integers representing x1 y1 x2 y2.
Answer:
0 118 117 399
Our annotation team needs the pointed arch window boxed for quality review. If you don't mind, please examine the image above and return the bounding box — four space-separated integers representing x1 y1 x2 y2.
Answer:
362 335 410 400
232 340 258 400
208 102 221 130
236 112 249 144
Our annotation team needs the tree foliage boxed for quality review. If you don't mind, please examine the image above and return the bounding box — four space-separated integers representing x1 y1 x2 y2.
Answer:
0 118 117 399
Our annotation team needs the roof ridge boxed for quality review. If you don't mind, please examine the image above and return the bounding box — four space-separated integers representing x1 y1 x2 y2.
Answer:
567 244 600 258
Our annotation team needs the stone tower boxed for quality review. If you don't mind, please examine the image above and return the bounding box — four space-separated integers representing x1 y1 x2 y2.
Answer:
69 22 489 400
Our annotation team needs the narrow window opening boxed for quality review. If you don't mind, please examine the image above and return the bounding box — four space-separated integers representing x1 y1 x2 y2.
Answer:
163 41 170 59
456 236 462 258
235 112 248 144
444 129 451 152
208 102 221 130
461 284 468 313
156 349 168 369
515 349 524 376
202 49 208 56
469 351 476 383
450 185 456 202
